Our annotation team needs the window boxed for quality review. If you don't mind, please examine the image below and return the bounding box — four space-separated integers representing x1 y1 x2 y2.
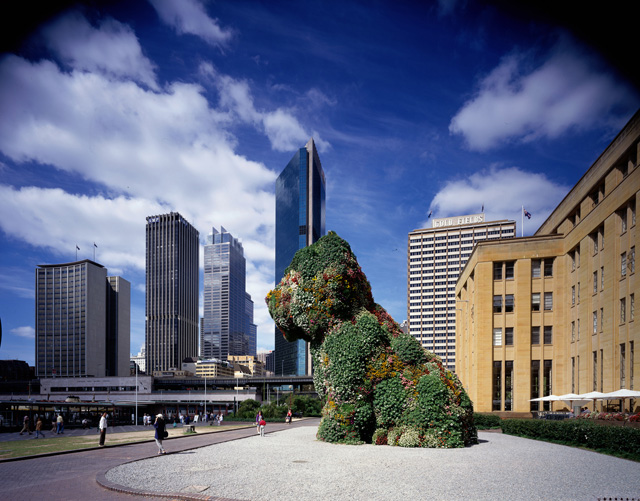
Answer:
577 319 580 340
601 266 604 290
592 232 598 255
593 271 598 294
571 321 575 342
493 328 502 346
572 357 576 392
621 344 626 388
532 259 541 278
493 295 503 313
492 361 502 411
631 247 636 273
505 361 513 411
632 201 637 227
505 261 515 279
631 341 635 390
543 360 553 411
493 262 503 280
593 311 597 334
532 293 540 312
505 294 514 313
571 286 575 306
631 294 635 322
621 209 628 233
531 326 540 345
544 326 553 344
621 252 627 277
600 307 604 331
531 360 540 412
544 292 553 311
544 259 553 277
621 297 626 323
505 327 514 345
593 351 598 391
571 252 576 271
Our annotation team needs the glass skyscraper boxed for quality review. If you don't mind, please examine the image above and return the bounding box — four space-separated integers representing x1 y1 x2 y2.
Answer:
275 138 326 376
202 226 256 361
145 212 199 373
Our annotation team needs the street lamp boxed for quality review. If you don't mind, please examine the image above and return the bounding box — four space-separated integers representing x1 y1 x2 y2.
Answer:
135 363 138 426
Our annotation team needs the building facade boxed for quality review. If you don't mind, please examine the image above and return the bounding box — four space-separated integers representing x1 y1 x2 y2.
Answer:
35 260 130 377
456 111 640 414
201 226 256 361
408 215 516 370
275 138 326 376
145 212 199 372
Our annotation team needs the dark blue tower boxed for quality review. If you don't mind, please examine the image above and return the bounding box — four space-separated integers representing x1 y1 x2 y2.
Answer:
274 138 326 375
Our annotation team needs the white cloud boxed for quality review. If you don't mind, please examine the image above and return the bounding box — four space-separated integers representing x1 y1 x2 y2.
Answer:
425 166 570 234
449 37 639 150
148 0 232 46
0 11 295 353
11 326 35 339
42 11 158 90
202 63 329 152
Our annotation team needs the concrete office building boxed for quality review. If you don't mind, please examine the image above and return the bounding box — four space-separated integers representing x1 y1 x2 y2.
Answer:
275 138 326 376
35 260 130 377
408 215 516 370
201 226 256 361
145 212 199 373
456 111 640 414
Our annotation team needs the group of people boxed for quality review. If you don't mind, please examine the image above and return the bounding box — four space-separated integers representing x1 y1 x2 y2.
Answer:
255 409 294 437
19 413 65 437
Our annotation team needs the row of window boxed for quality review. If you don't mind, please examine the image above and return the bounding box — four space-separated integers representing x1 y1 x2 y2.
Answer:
493 326 553 346
493 292 553 312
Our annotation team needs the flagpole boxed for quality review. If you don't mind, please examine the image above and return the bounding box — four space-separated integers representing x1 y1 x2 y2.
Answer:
521 206 524 237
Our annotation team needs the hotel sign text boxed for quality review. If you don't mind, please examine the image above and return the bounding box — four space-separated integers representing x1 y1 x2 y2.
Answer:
432 213 484 228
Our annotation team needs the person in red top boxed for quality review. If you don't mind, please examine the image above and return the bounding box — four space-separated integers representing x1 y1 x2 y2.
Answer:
259 418 266 437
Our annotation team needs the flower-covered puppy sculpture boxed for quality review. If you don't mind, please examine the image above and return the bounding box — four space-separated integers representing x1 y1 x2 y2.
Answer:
266 231 477 447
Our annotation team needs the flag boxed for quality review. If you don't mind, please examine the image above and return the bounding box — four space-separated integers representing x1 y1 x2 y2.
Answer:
427 210 432 219
94 242 98 248
481 204 484 212
76 245 80 250
523 208 532 219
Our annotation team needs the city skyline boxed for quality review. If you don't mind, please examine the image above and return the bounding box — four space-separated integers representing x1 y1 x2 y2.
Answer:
0 1 638 364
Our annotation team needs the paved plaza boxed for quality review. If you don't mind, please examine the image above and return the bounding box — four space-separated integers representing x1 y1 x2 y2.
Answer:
0 418 639 500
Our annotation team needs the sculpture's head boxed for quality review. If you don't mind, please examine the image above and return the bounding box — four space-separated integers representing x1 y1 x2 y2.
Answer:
266 231 374 344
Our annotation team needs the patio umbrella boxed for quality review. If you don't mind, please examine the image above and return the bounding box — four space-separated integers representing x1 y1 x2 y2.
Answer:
576 391 607 411
558 393 591 413
602 389 640 412
529 395 561 401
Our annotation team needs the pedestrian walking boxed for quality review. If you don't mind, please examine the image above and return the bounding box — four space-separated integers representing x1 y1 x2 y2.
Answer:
19 415 31 435
259 418 266 437
153 414 167 455
98 412 108 446
56 414 64 434
34 417 45 438
286 408 292 424
256 411 263 434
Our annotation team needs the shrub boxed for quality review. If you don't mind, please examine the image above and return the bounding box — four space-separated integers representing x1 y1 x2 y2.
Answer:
474 413 502 429
501 419 640 461
372 428 388 445
398 426 421 447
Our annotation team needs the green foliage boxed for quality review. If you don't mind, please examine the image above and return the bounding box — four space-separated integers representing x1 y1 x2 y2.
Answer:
266 231 477 447
372 427 388 445
373 377 405 427
501 419 640 461
474 413 502 429
237 399 261 419
390 332 426 366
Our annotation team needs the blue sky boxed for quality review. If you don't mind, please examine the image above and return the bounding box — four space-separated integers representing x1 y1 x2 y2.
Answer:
0 0 638 364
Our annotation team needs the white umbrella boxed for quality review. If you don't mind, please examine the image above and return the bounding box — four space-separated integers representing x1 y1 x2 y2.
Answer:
558 393 591 407
602 389 640 412
603 389 640 399
529 395 561 401
577 391 607 411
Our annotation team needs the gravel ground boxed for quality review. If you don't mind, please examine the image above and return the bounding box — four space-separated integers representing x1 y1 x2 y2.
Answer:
106 427 640 501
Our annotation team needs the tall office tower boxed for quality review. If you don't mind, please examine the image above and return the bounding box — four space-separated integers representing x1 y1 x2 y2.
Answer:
106 276 131 376
408 214 516 371
275 138 326 376
35 260 130 377
201 226 256 361
245 292 257 356
145 212 199 373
